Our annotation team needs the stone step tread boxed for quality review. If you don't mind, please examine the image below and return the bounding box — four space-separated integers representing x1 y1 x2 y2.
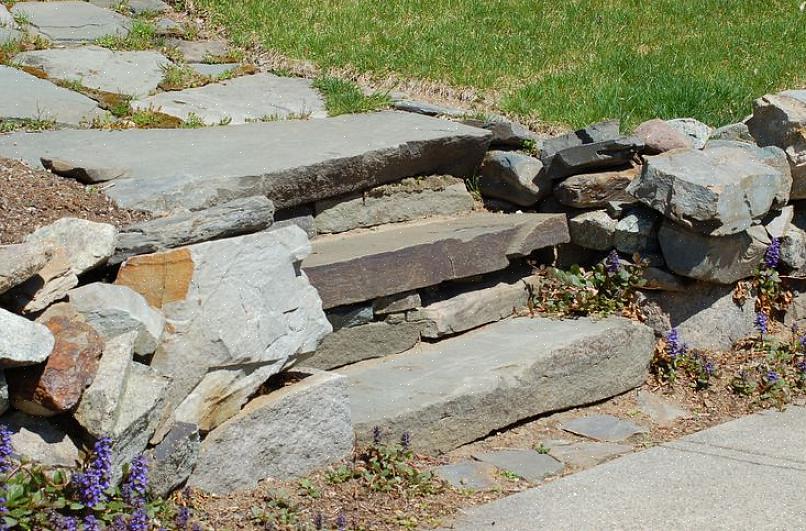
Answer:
302 212 569 308
0 111 491 213
338 316 654 453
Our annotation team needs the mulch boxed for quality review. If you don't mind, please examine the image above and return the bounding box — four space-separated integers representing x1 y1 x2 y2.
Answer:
0 157 149 244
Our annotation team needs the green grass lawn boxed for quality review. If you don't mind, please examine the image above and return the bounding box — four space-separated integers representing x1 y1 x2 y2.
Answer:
197 0 805 129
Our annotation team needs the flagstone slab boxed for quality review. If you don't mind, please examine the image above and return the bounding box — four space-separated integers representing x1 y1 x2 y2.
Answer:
0 66 109 126
14 46 171 98
131 73 326 124
0 112 491 213
11 1 131 43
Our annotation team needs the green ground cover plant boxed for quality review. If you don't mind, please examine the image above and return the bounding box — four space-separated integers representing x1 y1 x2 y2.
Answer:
195 0 805 129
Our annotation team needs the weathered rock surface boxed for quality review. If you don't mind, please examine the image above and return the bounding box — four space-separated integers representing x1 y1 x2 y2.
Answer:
132 73 327 124
547 441 631 468
8 304 103 416
2 412 80 467
305 321 422 370
14 46 170 98
0 26 22 45
187 62 239 77
0 112 492 213
409 276 538 338
343 317 655 453
109 362 168 474
314 175 473 234
546 137 643 179
147 421 200 497
634 119 694 154
627 144 789 236
165 38 230 63
0 4 14 28
0 373 7 416
68 283 164 355
373 291 421 315
665 118 712 149
304 213 569 308
781 225 806 271
391 99 466 117
478 151 550 206
614 206 660 255
326 303 374 331
560 415 647 442
25 218 117 275
764 206 794 239
0 66 108 126
709 122 755 144
189 370 353 493
540 120 621 167
747 91 806 197
637 390 692 426
73 332 135 437
568 210 617 251
113 196 275 263
641 281 755 350
434 461 499 490
2 248 78 314
0 308 54 368
461 116 537 148
473 450 563 483
116 226 331 422
0 242 50 295
554 167 638 208
90 0 169 15
11 1 131 42
658 221 769 284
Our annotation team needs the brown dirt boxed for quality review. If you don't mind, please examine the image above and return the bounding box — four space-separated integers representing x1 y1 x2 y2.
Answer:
0 157 149 244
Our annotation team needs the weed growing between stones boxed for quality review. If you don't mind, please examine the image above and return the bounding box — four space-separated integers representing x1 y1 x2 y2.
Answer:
652 329 715 390
95 18 161 51
531 250 647 318
736 237 792 322
0 117 56 133
0 32 49 64
312 77 391 117
0 430 198 529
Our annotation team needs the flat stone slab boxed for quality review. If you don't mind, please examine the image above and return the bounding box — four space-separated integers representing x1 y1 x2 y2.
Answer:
0 111 491 213
341 316 654 453
445 406 806 530
560 415 647 442
165 38 229 63
0 66 108 127
637 390 692 426
304 213 569 308
306 320 422 370
547 441 632 468
132 73 327 124
314 175 474 234
12 1 131 43
14 46 170 98
434 461 499 490
473 449 563 483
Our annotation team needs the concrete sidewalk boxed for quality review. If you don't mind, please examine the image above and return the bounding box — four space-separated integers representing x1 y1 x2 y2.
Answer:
442 406 806 531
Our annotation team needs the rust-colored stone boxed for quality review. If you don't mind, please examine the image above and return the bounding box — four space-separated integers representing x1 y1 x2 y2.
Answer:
115 248 193 309
7 303 104 416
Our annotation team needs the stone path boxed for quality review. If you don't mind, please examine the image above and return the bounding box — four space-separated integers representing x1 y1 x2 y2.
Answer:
340 316 654 453
444 406 806 530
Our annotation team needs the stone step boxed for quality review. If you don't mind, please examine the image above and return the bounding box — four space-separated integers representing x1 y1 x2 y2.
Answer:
303 212 569 309
0 111 491 214
339 316 654 454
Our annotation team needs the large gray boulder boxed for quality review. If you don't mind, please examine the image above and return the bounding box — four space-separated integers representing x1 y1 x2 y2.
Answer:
0 242 51 295
14 46 170 98
113 196 275 263
658 221 769 284
2 412 80 467
115 226 331 426
665 118 712 149
614 206 660 256
554 167 638 208
540 120 621 167
314 175 473 234
68 283 164 356
478 151 550 206
0 66 109 127
146 421 200 498
25 218 117 275
188 369 353 493
132 73 327 125
747 90 806 198
568 210 617 251
0 308 54 367
0 112 491 213
2 248 78 315
633 119 694 154
11 1 131 42
627 143 790 236
343 316 654 454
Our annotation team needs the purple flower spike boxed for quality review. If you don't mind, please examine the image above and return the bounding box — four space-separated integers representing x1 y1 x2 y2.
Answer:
400 431 411 450
83 516 101 531
755 312 769 336
0 425 13 474
336 512 347 531
796 360 806 373
127 508 148 531
122 454 149 506
605 250 621 273
175 507 191 529
765 237 781 269
313 512 324 530
74 436 113 507
767 370 780 384
664 328 687 359
372 426 382 445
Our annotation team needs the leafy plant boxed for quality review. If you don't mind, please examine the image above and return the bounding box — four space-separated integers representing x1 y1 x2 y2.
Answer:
652 328 715 389
96 18 161 50
312 76 390 116
531 250 646 318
